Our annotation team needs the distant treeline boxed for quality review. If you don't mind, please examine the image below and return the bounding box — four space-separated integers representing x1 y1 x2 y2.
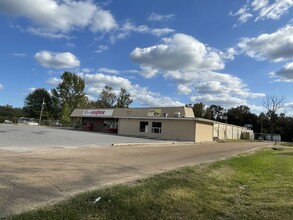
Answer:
186 103 293 142
1 103 293 141
1 71 292 142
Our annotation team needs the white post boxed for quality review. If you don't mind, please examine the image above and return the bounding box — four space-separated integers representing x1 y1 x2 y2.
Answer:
38 98 45 125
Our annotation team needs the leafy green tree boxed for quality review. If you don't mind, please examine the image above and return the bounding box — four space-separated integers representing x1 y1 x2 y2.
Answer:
89 86 132 108
51 71 87 125
193 103 205 117
227 105 257 128
24 88 53 119
116 88 133 108
204 105 225 121
60 102 71 126
96 86 117 108
186 103 206 117
0 105 24 122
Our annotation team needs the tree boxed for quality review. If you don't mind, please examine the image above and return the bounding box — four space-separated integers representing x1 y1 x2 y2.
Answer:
263 95 285 140
24 88 53 119
0 105 24 123
116 88 133 108
204 105 225 121
97 86 117 108
257 112 269 134
227 105 257 128
60 102 71 126
51 71 87 124
186 103 205 117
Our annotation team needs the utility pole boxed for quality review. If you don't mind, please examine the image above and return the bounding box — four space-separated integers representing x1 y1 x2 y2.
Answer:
38 98 45 125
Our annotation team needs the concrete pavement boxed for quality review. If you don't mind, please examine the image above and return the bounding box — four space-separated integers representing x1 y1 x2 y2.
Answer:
0 140 272 217
0 124 173 151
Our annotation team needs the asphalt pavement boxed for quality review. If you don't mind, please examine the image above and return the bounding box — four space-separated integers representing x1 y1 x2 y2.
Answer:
0 124 172 151
0 124 273 217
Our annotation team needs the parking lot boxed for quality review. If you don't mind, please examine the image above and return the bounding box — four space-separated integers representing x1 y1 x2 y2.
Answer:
0 123 273 217
0 124 172 151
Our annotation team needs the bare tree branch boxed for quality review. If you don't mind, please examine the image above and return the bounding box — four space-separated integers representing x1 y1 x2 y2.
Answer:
263 95 285 114
263 95 285 140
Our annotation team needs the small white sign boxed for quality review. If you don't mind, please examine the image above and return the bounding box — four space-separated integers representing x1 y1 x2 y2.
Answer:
83 109 113 116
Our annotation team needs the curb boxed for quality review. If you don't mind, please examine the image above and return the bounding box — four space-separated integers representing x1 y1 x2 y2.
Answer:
112 141 195 147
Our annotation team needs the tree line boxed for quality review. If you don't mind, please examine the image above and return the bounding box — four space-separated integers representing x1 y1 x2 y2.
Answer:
0 72 132 126
186 96 293 141
1 71 292 141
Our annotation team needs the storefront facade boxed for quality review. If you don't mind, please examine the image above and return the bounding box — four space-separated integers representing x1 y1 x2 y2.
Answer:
71 106 214 142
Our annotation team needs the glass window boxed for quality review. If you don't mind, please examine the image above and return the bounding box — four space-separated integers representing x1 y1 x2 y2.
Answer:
152 122 162 133
140 121 148 132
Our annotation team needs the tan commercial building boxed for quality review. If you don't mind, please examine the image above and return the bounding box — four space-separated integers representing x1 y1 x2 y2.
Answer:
71 106 214 142
71 106 254 143
213 122 254 141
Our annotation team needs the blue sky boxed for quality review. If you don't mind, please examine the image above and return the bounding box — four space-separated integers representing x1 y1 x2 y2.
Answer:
0 0 293 115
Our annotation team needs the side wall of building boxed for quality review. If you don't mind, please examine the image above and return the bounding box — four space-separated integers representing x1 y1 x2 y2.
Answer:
213 123 253 140
195 122 213 142
118 119 197 142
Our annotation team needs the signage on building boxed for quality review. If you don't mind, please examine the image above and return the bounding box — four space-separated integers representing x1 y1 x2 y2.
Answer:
83 109 113 116
147 109 161 116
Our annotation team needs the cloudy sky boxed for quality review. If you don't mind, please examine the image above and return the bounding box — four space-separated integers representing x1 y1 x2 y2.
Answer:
0 0 293 114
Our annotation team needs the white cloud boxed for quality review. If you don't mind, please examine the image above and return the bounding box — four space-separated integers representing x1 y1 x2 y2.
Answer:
192 72 264 99
130 33 225 75
12 52 26 57
148 12 175 22
98 67 119 74
249 104 266 114
283 102 293 115
150 28 176 37
95 45 109 53
238 25 293 62
191 94 247 107
46 77 62 86
1 1 176 42
66 42 75 48
80 73 183 107
230 4 253 25
284 102 293 109
28 88 36 93
81 68 93 73
238 25 293 84
231 0 293 24
129 33 265 107
81 73 132 92
254 0 293 21
90 7 117 32
110 21 175 43
34 51 80 69
0 0 117 38
221 48 236 61
270 62 293 82
177 84 192 95
0 84 4 90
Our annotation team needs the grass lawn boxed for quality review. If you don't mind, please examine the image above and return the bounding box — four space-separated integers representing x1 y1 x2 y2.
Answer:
281 142 293 147
5 148 293 220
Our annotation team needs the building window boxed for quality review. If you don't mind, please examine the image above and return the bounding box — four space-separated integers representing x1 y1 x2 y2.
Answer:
152 122 162 133
140 121 149 132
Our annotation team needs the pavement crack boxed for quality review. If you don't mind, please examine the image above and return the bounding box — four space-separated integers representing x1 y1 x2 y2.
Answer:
43 180 63 193
8 180 25 189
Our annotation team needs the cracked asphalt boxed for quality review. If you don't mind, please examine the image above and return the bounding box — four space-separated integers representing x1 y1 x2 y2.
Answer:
0 124 272 217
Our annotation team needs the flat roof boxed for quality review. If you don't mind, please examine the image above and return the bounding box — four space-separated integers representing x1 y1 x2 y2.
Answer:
71 106 195 119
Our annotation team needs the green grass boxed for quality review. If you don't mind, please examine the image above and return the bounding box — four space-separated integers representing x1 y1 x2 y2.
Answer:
281 142 293 147
5 149 293 220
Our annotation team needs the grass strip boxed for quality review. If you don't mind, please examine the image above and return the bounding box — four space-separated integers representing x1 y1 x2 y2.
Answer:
281 142 293 147
5 148 293 220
